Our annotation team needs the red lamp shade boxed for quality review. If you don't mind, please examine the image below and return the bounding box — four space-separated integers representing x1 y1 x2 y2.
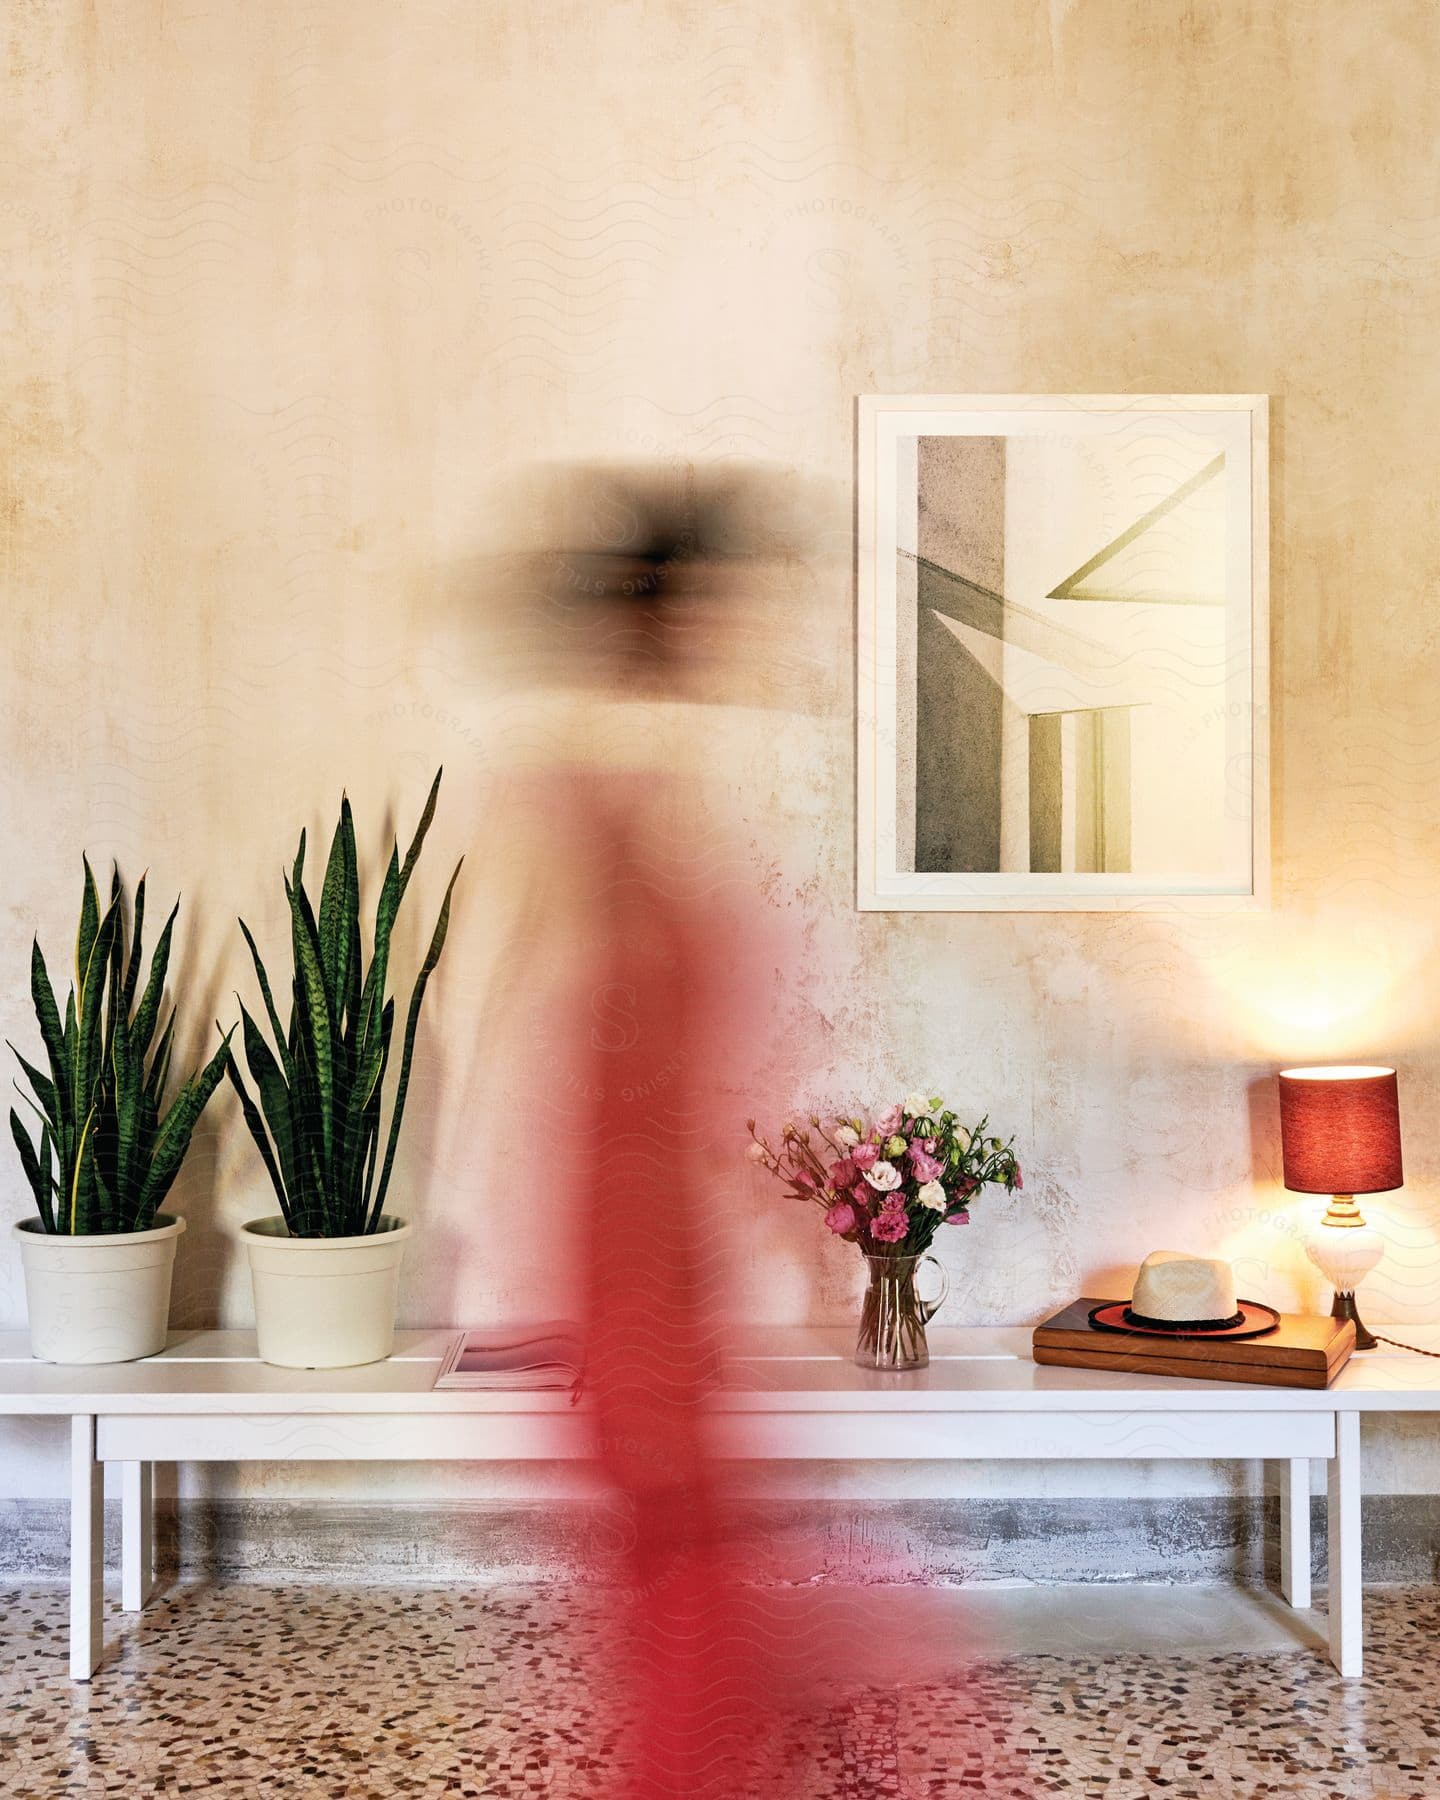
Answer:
1278 1065 1402 1195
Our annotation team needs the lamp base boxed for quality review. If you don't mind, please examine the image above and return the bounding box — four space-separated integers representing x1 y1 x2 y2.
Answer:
1331 1289 1377 1351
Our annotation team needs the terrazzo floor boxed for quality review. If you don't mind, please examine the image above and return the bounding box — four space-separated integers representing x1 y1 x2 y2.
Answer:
1 1580 1436 1799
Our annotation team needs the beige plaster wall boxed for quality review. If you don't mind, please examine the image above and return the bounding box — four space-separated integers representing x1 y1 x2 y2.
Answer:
4 0 1440 1503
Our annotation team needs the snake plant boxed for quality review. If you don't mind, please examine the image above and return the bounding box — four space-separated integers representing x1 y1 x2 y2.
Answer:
9 862 234 1234
227 769 463 1238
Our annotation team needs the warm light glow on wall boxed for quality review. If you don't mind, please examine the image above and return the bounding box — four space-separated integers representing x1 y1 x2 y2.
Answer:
1199 916 1431 1059
1277 1064 1396 1081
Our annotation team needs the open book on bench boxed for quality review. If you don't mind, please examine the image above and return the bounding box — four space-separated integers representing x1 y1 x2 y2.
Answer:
435 1324 585 1398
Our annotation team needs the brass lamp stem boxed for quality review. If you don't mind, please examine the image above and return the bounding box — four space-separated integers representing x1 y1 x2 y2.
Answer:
1321 1193 1367 1228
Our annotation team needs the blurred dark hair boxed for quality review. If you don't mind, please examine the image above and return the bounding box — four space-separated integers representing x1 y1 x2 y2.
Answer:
447 457 834 704
535 463 764 676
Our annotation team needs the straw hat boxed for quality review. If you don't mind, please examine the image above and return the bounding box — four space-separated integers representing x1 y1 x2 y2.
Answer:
1089 1251 1279 1339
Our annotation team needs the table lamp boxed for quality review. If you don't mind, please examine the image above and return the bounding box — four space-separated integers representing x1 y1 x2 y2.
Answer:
1278 1064 1401 1351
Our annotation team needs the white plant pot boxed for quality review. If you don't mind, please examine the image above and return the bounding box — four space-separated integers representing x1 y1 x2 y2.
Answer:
242 1215 411 1369
13 1214 185 1364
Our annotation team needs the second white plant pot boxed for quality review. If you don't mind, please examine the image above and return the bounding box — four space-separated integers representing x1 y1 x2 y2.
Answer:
241 1215 411 1369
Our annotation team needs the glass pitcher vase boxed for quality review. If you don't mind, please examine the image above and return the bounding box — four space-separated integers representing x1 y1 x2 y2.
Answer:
855 1252 950 1371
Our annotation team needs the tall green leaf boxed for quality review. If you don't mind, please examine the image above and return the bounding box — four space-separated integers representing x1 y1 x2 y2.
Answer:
132 900 178 1057
317 800 359 1186
224 1043 291 1226
136 1027 235 1225
10 1110 50 1229
370 857 463 1229
238 919 297 1089
91 1156 119 1235
75 857 100 1000
102 865 124 1071
286 874 335 1187
62 988 77 1180
145 1014 175 1109
76 900 120 1117
111 1000 140 1200
317 799 356 1017
398 767 443 902
37 1122 56 1234
122 872 148 1016
28 941 69 1128
238 1002 298 1200
68 1104 96 1234
341 804 362 1030
350 845 400 1093
7 1041 58 1128
344 972 392 1219
356 996 394 1229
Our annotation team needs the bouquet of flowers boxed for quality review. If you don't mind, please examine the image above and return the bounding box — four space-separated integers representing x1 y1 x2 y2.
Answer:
747 1090 1021 1258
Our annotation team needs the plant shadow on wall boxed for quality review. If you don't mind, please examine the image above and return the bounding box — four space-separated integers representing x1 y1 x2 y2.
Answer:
8 861 234 1363
226 771 462 1371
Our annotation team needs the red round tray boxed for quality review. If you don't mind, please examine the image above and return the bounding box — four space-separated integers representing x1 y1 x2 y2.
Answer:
1088 1300 1280 1341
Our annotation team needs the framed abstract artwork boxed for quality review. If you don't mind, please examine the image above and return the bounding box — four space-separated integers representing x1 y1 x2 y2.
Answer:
856 394 1269 911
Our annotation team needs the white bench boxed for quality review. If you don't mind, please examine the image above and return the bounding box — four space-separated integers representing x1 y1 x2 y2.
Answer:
6 1322 1430 1682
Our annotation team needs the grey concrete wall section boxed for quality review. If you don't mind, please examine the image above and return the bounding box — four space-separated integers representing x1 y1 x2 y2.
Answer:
914 436 1006 874
915 604 1003 871
917 436 1006 591
2 1498 1438 1587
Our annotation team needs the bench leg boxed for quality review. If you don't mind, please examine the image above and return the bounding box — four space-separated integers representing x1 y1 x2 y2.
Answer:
1278 1457 1311 1608
121 1462 153 1612
1327 1412 1362 1677
69 1415 103 1680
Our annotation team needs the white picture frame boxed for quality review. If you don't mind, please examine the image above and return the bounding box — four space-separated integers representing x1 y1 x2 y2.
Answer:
856 393 1270 912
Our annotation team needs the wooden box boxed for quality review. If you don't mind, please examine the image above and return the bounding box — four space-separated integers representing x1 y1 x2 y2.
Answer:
1032 1299 1356 1390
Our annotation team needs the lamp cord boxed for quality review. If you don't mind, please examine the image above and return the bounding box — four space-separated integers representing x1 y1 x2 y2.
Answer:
1373 1334 1440 1360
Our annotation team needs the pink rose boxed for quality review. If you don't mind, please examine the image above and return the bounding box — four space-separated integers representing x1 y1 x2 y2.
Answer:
875 1104 903 1137
850 1143 879 1171
1013 1165 1023 1190
869 1197 910 1243
945 1209 971 1226
916 1137 937 1154
793 1167 817 1189
829 1158 858 1189
824 1200 859 1236
908 1147 943 1183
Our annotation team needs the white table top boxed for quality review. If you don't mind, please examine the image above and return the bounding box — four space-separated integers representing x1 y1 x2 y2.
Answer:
2 1326 1439 1414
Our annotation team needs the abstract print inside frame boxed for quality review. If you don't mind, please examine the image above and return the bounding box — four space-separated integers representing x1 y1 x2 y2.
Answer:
887 403 1263 903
